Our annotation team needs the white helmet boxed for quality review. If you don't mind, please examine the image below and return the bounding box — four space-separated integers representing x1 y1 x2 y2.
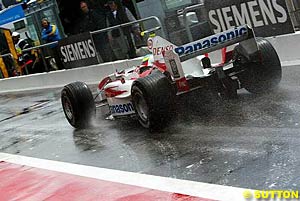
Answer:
12 32 20 37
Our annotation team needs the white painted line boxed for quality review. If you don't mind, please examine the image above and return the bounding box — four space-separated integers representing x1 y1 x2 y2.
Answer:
0 152 254 201
281 59 300 67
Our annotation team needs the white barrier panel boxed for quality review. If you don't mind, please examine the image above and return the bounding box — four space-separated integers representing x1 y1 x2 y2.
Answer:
0 32 299 93
0 58 141 93
266 31 300 62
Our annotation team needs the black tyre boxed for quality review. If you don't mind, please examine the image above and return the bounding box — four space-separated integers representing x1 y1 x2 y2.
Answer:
236 38 282 94
61 81 95 128
131 70 174 130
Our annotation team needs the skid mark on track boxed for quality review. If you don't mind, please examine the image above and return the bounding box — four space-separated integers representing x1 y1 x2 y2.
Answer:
0 100 50 123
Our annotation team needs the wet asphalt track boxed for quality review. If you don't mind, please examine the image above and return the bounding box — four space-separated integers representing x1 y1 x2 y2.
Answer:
1 64 300 190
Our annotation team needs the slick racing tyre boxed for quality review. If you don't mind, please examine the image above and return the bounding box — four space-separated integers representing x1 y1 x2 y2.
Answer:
235 38 282 94
131 70 175 131
61 81 95 128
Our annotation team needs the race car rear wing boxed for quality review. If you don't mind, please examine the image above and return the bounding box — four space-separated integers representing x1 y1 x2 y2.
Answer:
162 25 259 92
176 25 259 62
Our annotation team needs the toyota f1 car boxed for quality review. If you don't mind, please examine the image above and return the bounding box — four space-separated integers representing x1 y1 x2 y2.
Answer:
61 25 282 130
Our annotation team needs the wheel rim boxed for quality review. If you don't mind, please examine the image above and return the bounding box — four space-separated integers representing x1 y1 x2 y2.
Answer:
62 95 74 120
135 93 149 122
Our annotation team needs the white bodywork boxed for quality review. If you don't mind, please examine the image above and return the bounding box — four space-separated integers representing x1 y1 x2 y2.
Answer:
105 80 135 117
148 34 207 78
97 67 139 117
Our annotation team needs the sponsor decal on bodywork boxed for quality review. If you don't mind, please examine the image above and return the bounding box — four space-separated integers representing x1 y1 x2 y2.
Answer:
153 45 174 56
110 103 135 114
174 26 248 56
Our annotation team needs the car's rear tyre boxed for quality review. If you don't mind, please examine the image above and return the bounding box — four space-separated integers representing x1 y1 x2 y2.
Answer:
61 81 95 128
236 38 282 94
131 70 174 130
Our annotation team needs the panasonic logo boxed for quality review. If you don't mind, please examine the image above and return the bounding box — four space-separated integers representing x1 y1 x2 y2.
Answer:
174 26 248 56
110 103 135 114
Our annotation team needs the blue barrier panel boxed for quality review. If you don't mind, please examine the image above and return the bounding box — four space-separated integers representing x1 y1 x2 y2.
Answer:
0 4 25 26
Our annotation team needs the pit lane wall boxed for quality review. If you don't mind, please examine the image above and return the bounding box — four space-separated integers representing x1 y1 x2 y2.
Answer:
0 32 300 93
0 58 142 93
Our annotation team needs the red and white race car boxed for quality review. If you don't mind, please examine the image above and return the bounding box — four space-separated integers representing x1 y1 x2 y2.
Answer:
61 25 281 130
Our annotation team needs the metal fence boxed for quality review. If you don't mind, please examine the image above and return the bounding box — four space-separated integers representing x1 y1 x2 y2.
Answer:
164 3 212 45
181 3 211 43
0 40 59 78
90 16 166 62
287 0 300 30
0 16 165 78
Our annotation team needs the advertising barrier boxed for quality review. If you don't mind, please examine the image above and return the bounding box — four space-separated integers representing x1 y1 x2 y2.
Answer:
205 0 295 37
58 32 99 69
0 4 25 26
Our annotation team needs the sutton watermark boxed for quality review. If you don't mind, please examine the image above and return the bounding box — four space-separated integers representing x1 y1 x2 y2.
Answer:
243 190 299 200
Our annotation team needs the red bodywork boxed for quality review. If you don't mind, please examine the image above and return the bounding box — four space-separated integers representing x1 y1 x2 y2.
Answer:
98 59 167 92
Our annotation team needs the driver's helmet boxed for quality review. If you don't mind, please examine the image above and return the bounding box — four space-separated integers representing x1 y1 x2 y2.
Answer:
140 54 154 67
12 32 20 37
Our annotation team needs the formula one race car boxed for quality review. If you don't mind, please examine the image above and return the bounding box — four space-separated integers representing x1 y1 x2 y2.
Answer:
61 25 281 130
